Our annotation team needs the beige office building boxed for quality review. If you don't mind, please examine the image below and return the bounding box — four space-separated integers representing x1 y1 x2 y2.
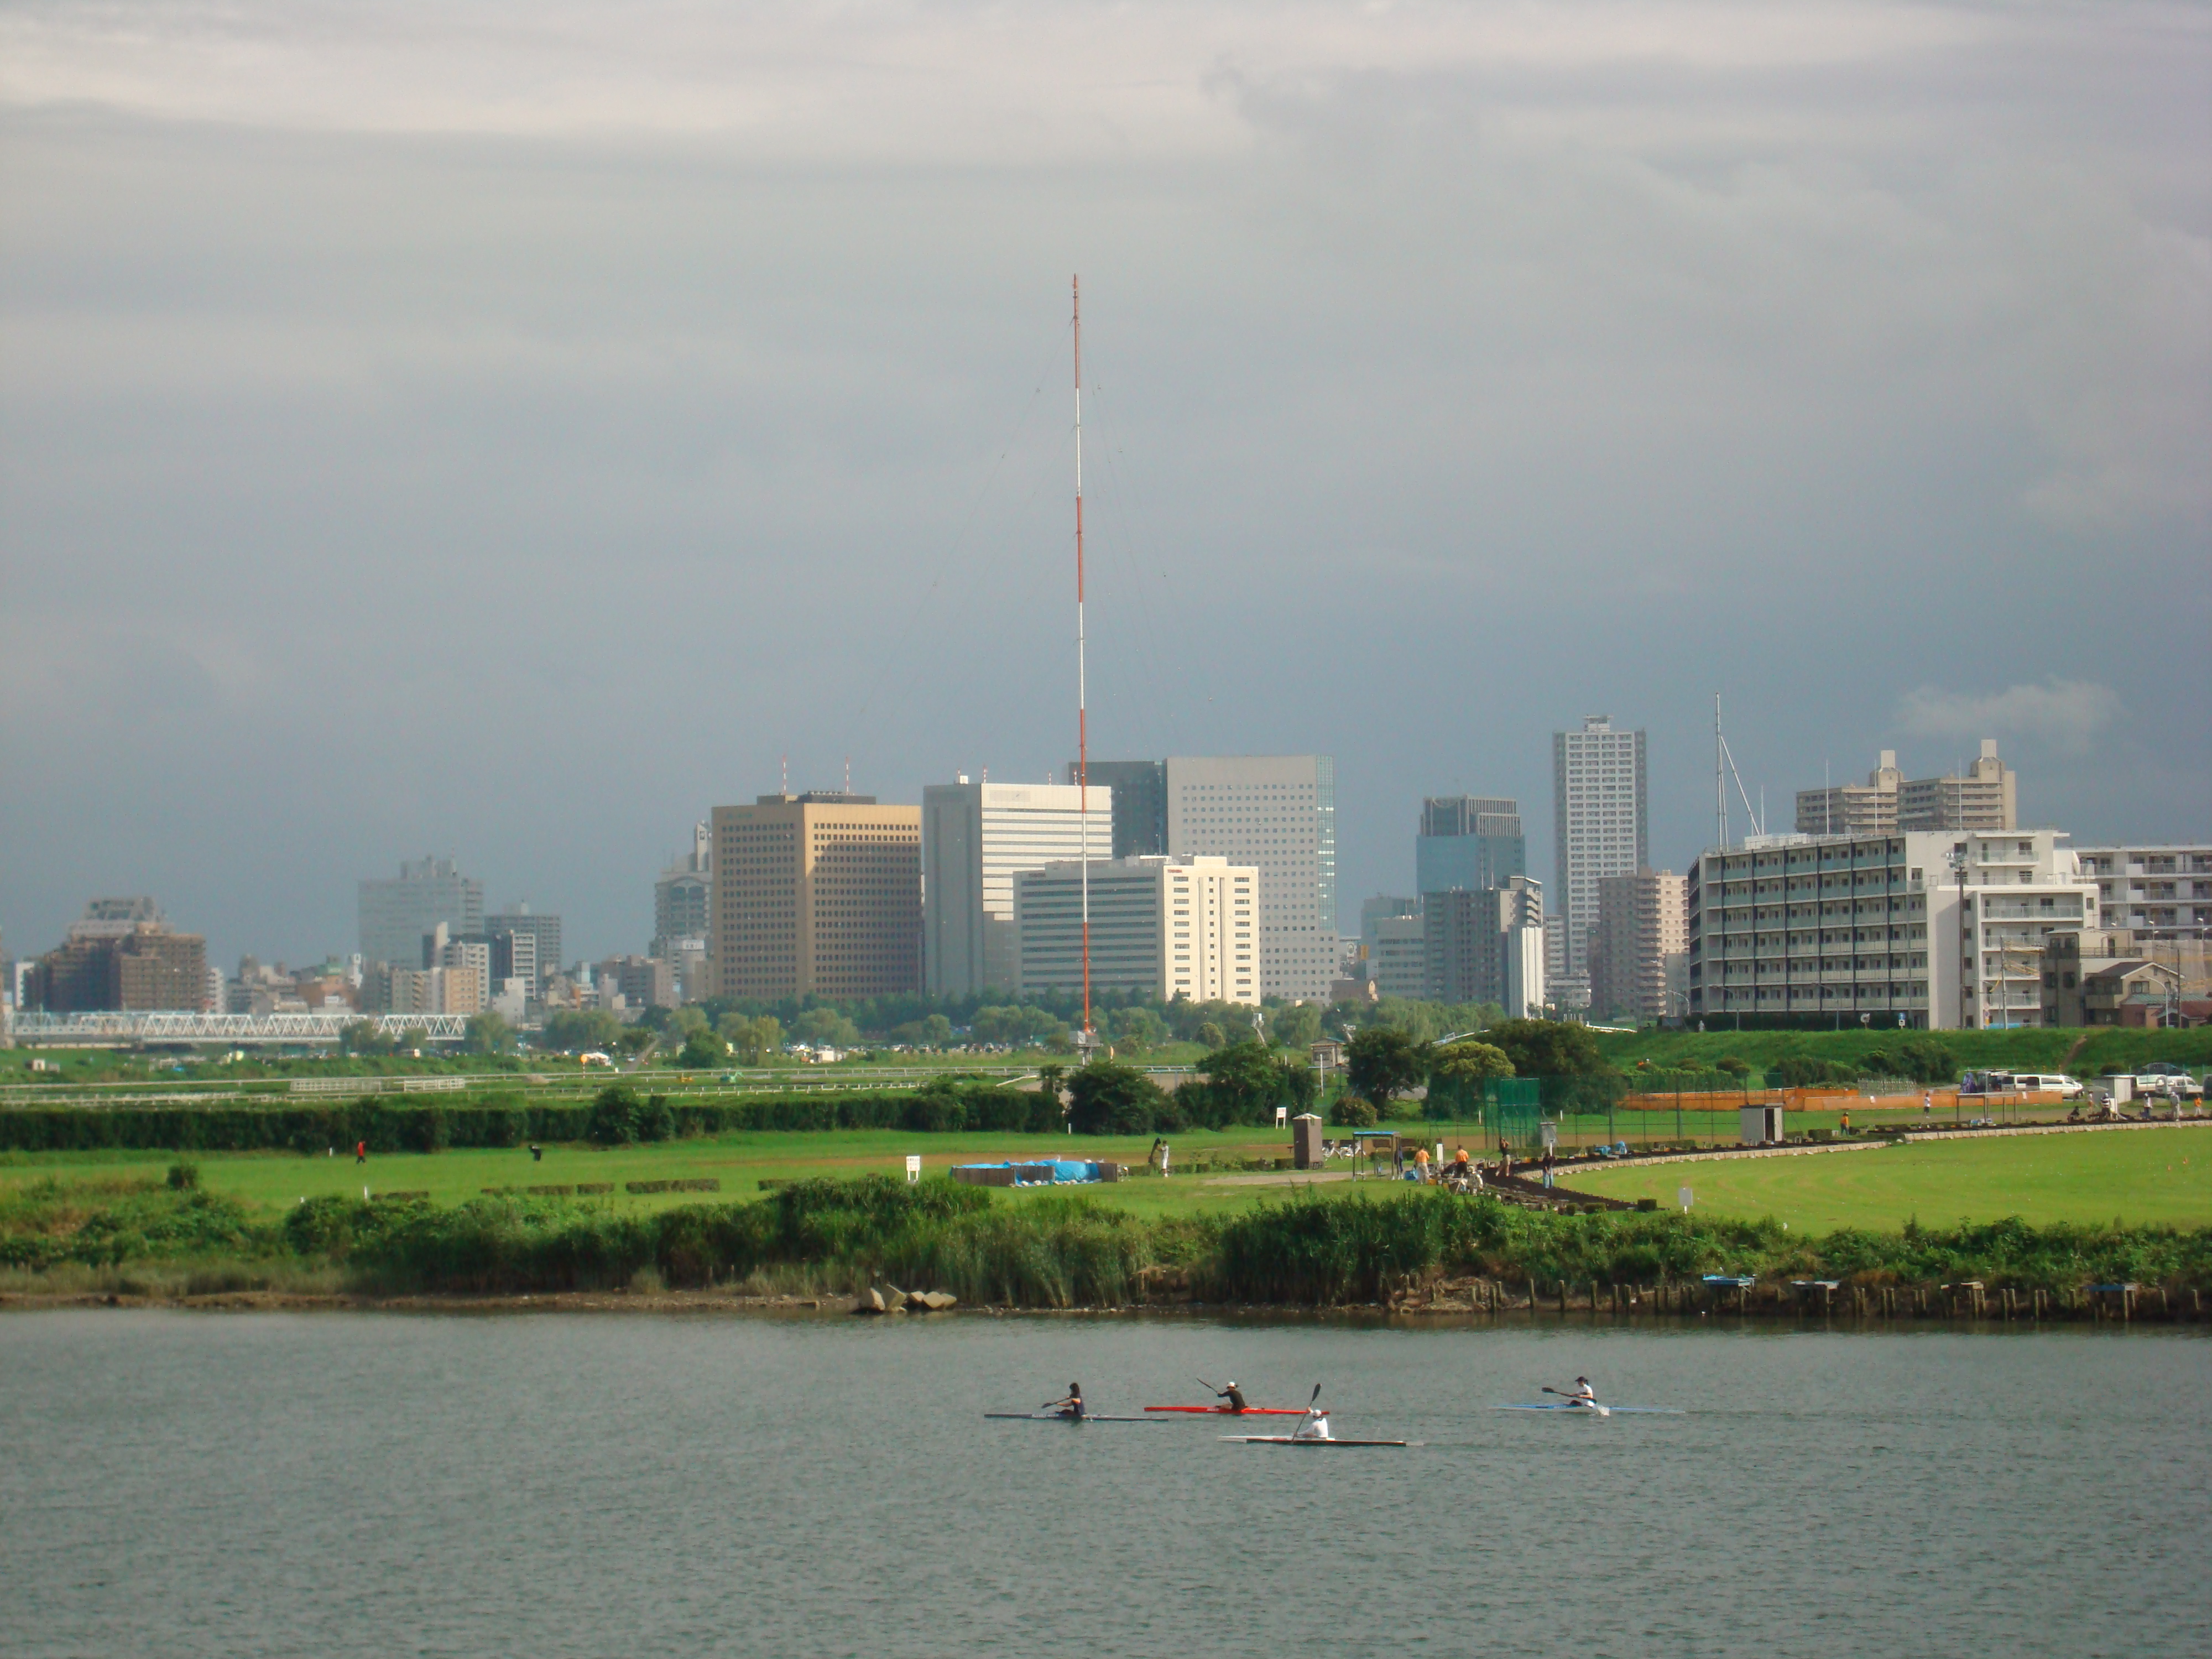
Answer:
711 793 921 1001
1589 869 1688 1025
1797 742 2018 836
1015 855 1259 1005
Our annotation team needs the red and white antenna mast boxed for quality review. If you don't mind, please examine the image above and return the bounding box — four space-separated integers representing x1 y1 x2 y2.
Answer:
1073 275 1092 1050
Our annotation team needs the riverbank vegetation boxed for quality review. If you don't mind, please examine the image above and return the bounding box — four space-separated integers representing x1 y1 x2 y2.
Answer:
6 1169 2207 1308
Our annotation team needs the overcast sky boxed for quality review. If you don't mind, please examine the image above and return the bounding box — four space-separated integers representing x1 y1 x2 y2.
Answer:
2 0 2206 969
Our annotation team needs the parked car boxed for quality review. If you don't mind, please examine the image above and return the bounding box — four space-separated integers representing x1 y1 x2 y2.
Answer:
2011 1072 2084 1100
2135 1066 2204 1100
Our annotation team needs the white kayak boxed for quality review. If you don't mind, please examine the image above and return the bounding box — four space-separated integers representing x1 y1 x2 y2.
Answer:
1494 1402 1682 1416
1220 1434 1413 1447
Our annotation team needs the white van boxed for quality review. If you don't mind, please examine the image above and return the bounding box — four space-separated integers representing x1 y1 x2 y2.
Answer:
2012 1073 2083 1099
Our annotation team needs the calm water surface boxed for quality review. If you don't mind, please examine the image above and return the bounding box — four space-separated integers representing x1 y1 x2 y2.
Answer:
2 1311 2205 1657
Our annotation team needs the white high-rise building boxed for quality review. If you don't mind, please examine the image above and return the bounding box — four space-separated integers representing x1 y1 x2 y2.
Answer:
1015 855 1259 1005
1552 716 1647 978
924 780 1113 996
1166 755 1337 998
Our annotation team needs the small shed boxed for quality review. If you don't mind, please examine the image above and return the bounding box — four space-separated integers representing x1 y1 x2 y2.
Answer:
1740 1103 1786 1146
1291 1113 1326 1170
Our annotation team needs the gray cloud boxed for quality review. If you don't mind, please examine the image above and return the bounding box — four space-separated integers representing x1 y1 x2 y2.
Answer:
0 1 2205 965
1897 680 2125 755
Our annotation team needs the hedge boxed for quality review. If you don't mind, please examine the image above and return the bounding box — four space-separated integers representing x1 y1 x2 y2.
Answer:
0 1082 1061 1154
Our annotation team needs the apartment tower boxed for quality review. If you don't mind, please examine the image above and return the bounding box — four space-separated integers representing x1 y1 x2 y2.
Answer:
1552 717 1648 979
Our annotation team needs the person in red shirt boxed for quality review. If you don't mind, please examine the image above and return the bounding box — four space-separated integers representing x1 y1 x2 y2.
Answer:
355 1140 367 1165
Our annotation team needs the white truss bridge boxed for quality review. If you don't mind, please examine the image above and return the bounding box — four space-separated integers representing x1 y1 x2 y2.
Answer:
4 1012 470 1047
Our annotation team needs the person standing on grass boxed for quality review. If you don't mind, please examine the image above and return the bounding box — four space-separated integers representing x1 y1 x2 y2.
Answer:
1922 1092 1933 1122
355 1140 367 1166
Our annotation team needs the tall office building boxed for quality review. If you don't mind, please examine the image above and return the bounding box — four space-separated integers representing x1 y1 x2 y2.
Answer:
1071 760 1167 859
1796 742 2018 836
485 905 561 985
1166 755 1337 998
1368 915 1429 1000
1015 855 1259 1005
1416 797 1526 895
1423 877 1545 1015
1552 716 1647 978
653 823 712 959
924 780 1113 996
359 857 484 969
711 792 921 1001
1589 869 1688 1024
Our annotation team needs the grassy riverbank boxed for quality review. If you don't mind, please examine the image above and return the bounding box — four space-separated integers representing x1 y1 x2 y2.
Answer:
5 1168 2207 1308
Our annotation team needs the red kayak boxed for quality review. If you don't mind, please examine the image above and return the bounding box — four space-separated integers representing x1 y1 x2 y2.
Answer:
1145 1405 1306 1416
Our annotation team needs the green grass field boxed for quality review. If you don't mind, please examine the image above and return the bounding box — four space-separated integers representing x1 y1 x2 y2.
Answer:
1566 1125 2212 1232
0 1126 1352 1223
7 1118 2210 1234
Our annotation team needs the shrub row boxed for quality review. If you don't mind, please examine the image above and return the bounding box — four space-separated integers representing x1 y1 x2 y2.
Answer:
0 1083 1060 1155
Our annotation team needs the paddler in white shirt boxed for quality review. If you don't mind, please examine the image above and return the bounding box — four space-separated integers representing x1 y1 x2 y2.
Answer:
1567 1376 1597 1407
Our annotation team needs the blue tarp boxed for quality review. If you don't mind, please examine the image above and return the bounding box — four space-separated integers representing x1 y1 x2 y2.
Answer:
953 1160 1103 1185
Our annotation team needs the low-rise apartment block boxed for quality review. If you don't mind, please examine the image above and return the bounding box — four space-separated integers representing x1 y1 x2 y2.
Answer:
1688 828 2098 1029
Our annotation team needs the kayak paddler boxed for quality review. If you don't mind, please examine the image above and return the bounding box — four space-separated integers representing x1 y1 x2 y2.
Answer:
1292 1408 1333 1441
1567 1376 1597 1406
1214 1380 1250 1413
1045 1384 1086 1420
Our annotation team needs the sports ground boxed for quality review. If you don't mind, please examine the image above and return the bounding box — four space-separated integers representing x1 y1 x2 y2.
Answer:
6 1121 2206 1233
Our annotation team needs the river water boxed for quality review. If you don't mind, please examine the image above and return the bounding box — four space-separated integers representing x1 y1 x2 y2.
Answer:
2 1310 2204 1657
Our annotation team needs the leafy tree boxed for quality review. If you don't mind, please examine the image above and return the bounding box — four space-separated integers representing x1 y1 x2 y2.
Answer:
461 1011 515 1056
1065 1062 1167 1135
1267 1002 1323 1051
1346 1027 1426 1110
1196 1021 1227 1050
1483 1019 1606 1080
677 1026 731 1070
1895 1036 1958 1084
922 1013 953 1046
795 1007 861 1048
1329 1095 1378 1128
1425 1040 1514 1119
1714 1053 1751 1078
1108 1006 1167 1052
1187 1040 1284 1127
542 1009 623 1053
666 1006 709 1039
338 1020 400 1057
637 1094 676 1142
719 1014 784 1065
